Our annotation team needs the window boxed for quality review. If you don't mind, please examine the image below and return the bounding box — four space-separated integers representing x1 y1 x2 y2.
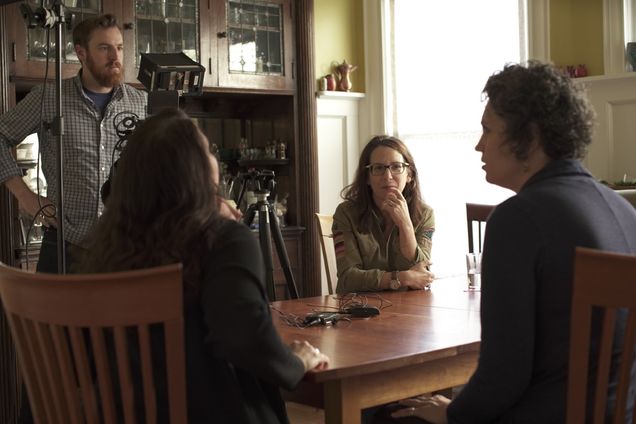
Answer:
385 0 528 276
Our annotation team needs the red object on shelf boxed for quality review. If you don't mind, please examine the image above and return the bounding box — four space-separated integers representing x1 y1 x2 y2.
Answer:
325 74 336 91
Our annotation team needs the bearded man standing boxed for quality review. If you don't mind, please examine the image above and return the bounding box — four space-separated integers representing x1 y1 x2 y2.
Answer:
0 14 147 273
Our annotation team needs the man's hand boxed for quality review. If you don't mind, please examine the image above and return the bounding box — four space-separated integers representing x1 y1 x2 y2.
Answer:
5 176 56 227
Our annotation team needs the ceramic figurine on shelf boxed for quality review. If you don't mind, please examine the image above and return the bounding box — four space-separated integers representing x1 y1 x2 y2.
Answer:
334 60 358 92
325 74 337 91
276 141 286 159
574 64 588 78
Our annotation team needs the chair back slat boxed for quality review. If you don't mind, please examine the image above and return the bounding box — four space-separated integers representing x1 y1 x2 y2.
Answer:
113 326 136 424
49 324 84 424
314 213 337 294
466 203 495 254
614 310 636 424
593 309 616 422
0 262 186 424
567 247 636 424
91 327 117 423
165 319 187 423
10 317 45 421
138 324 157 424
34 321 66 422
25 318 56 422
68 326 100 424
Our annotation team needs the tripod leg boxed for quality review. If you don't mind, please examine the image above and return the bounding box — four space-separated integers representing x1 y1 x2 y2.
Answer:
258 203 277 301
268 206 299 299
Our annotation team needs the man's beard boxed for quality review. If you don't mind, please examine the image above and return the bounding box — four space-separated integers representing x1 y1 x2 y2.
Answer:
85 54 124 88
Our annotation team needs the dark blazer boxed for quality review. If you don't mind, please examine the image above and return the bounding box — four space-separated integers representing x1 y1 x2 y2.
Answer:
149 220 305 424
447 159 636 424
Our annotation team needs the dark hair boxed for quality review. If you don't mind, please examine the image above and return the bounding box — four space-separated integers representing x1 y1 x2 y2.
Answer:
483 61 596 161
72 14 120 49
79 108 222 294
340 135 427 232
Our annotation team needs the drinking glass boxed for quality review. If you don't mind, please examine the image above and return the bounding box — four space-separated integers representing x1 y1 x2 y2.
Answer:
466 252 481 290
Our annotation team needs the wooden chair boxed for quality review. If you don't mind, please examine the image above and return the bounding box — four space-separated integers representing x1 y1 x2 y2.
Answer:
466 203 495 254
567 247 636 424
314 213 337 295
0 262 187 424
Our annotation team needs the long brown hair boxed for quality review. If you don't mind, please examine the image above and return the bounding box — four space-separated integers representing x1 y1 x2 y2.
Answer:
340 135 427 232
79 108 223 294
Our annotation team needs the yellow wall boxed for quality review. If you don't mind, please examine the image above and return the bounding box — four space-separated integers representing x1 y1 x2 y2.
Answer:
313 1 605 92
550 0 604 76
314 0 366 92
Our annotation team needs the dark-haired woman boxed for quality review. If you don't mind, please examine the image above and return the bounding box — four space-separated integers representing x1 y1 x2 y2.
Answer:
79 108 328 424
333 135 435 294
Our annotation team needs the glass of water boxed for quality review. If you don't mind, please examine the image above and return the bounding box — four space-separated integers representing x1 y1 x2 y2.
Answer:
466 252 482 290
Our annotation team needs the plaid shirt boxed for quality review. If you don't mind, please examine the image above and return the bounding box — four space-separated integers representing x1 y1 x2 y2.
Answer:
0 73 147 246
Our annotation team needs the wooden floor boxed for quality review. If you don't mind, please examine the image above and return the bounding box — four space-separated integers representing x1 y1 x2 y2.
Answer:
286 402 325 424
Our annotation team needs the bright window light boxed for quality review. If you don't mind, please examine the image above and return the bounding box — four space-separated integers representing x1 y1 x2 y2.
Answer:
387 0 527 276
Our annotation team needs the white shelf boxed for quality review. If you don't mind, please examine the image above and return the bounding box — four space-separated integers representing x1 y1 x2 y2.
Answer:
575 72 636 83
316 91 365 100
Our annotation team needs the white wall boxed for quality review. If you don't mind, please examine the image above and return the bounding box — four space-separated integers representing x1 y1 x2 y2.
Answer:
316 92 364 294
576 73 636 182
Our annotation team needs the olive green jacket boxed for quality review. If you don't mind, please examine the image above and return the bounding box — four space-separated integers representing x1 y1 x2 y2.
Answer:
332 200 435 293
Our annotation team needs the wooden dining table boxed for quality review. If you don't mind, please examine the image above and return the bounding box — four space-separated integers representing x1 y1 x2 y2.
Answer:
272 276 482 424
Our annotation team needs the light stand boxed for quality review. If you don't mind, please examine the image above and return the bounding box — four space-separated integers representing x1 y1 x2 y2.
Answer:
20 1 74 274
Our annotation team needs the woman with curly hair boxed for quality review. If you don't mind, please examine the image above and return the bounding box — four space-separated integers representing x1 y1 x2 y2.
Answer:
79 108 328 424
332 135 435 293
391 62 636 423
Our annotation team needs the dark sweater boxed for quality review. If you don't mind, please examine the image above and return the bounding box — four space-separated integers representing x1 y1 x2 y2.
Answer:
447 159 636 424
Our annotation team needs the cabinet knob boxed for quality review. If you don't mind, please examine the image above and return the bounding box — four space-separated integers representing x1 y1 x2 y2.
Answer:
217 31 227 38
123 22 134 30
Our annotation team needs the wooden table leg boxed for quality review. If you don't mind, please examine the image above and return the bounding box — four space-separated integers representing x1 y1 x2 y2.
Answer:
324 378 362 424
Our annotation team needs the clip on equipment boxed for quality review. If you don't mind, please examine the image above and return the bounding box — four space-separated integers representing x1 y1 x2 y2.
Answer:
303 312 341 327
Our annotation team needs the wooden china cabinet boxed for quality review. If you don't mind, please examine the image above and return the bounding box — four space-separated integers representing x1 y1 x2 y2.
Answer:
1 0 318 296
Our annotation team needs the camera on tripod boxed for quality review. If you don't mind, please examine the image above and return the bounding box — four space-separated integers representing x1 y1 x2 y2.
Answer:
239 168 299 300
235 168 277 210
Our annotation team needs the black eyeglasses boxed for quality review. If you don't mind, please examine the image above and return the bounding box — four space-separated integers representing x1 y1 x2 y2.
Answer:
365 162 410 176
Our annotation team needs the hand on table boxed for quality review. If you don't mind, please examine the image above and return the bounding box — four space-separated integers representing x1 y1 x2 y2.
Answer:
391 394 450 423
405 261 435 290
290 340 329 372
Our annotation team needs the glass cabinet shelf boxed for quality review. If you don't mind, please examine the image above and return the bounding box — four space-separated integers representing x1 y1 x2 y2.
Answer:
135 0 199 65
226 0 284 75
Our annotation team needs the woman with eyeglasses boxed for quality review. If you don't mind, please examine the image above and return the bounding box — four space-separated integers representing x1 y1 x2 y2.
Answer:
332 135 435 293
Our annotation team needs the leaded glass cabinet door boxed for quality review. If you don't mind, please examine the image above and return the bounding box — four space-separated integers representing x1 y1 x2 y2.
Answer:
121 0 202 83
7 0 109 79
216 0 293 90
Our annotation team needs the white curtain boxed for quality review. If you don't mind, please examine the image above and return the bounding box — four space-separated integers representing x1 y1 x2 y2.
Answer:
386 0 527 277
